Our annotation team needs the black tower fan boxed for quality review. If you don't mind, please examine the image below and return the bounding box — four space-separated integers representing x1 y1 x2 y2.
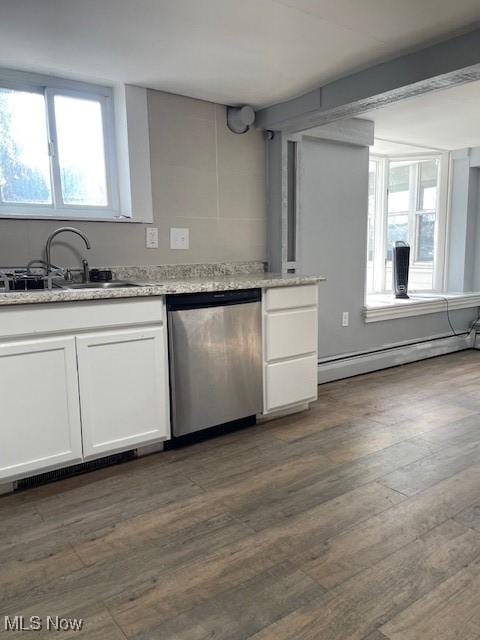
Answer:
392 241 410 299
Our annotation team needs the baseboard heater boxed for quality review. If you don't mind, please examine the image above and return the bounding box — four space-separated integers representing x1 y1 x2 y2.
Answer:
317 331 474 384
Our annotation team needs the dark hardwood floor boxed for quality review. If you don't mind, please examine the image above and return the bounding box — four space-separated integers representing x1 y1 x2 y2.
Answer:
2 350 480 639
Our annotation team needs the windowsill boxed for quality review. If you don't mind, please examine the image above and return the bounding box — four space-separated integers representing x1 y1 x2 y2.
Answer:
0 211 146 223
364 292 480 322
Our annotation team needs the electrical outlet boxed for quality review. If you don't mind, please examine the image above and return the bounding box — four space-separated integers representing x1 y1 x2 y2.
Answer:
170 228 189 250
146 227 159 249
342 311 349 327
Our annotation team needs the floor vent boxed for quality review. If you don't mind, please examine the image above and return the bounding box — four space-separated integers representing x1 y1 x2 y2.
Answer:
15 450 137 491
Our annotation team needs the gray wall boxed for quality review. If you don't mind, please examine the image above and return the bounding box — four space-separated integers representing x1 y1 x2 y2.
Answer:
0 90 267 269
298 137 477 360
447 152 480 292
447 149 480 293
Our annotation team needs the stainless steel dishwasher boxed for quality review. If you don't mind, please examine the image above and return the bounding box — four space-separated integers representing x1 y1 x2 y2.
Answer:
167 289 262 439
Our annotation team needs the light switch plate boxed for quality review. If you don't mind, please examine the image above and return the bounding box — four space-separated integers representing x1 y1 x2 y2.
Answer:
170 227 189 250
146 227 159 249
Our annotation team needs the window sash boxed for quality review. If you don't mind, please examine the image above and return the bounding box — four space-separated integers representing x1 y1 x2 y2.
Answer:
367 154 447 295
0 71 119 218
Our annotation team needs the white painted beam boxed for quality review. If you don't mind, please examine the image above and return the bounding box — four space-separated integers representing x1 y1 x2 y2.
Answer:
257 28 480 133
302 118 374 147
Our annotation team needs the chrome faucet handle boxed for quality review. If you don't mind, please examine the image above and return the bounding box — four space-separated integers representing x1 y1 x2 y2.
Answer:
82 259 89 282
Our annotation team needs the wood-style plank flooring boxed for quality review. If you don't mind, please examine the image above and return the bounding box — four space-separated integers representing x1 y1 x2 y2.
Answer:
2 350 480 639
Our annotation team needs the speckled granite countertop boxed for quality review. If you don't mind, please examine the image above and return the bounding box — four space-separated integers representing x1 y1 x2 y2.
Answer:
0 273 324 307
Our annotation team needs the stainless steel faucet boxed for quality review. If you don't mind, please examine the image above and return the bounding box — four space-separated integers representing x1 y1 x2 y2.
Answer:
44 227 91 281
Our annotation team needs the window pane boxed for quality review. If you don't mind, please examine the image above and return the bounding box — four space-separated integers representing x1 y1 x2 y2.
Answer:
386 214 408 261
381 157 440 293
368 161 376 218
367 215 375 262
0 88 52 204
366 160 377 293
417 212 435 261
386 260 434 292
388 162 411 213
54 95 108 207
419 159 438 211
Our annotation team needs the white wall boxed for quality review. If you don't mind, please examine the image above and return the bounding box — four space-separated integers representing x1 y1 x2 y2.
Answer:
0 90 267 269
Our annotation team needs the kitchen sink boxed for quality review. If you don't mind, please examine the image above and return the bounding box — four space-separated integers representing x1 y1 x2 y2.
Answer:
0 263 142 293
58 281 140 290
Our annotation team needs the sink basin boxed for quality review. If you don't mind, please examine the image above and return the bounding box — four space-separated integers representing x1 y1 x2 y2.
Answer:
58 281 140 290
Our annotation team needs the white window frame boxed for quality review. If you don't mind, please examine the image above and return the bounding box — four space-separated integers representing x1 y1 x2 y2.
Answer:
366 157 386 294
367 152 449 295
0 68 122 221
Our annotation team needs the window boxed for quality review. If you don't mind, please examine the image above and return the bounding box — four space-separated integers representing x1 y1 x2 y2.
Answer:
366 155 446 294
0 70 119 219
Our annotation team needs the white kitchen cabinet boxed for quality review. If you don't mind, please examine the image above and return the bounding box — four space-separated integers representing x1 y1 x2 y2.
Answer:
263 284 319 414
0 336 83 482
0 298 170 483
76 326 170 458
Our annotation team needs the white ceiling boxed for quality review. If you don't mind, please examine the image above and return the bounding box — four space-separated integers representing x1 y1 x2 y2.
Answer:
369 139 433 156
0 0 480 108
363 80 480 151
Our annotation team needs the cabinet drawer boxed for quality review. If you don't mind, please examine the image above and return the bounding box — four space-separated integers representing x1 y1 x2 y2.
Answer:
265 355 318 411
0 297 165 340
265 308 317 361
265 285 318 311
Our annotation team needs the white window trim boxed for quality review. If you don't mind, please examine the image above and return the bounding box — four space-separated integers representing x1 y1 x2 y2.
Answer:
367 157 386 293
367 152 449 297
0 67 127 221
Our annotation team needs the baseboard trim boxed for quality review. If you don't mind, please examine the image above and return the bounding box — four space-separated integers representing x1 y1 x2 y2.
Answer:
318 332 474 384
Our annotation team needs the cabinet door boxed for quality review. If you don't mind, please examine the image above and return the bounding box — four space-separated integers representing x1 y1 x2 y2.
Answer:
0 336 82 481
76 326 170 458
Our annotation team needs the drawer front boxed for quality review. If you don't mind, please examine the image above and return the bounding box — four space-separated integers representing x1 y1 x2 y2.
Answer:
265 308 317 361
265 355 318 411
0 297 165 340
265 284 318 311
